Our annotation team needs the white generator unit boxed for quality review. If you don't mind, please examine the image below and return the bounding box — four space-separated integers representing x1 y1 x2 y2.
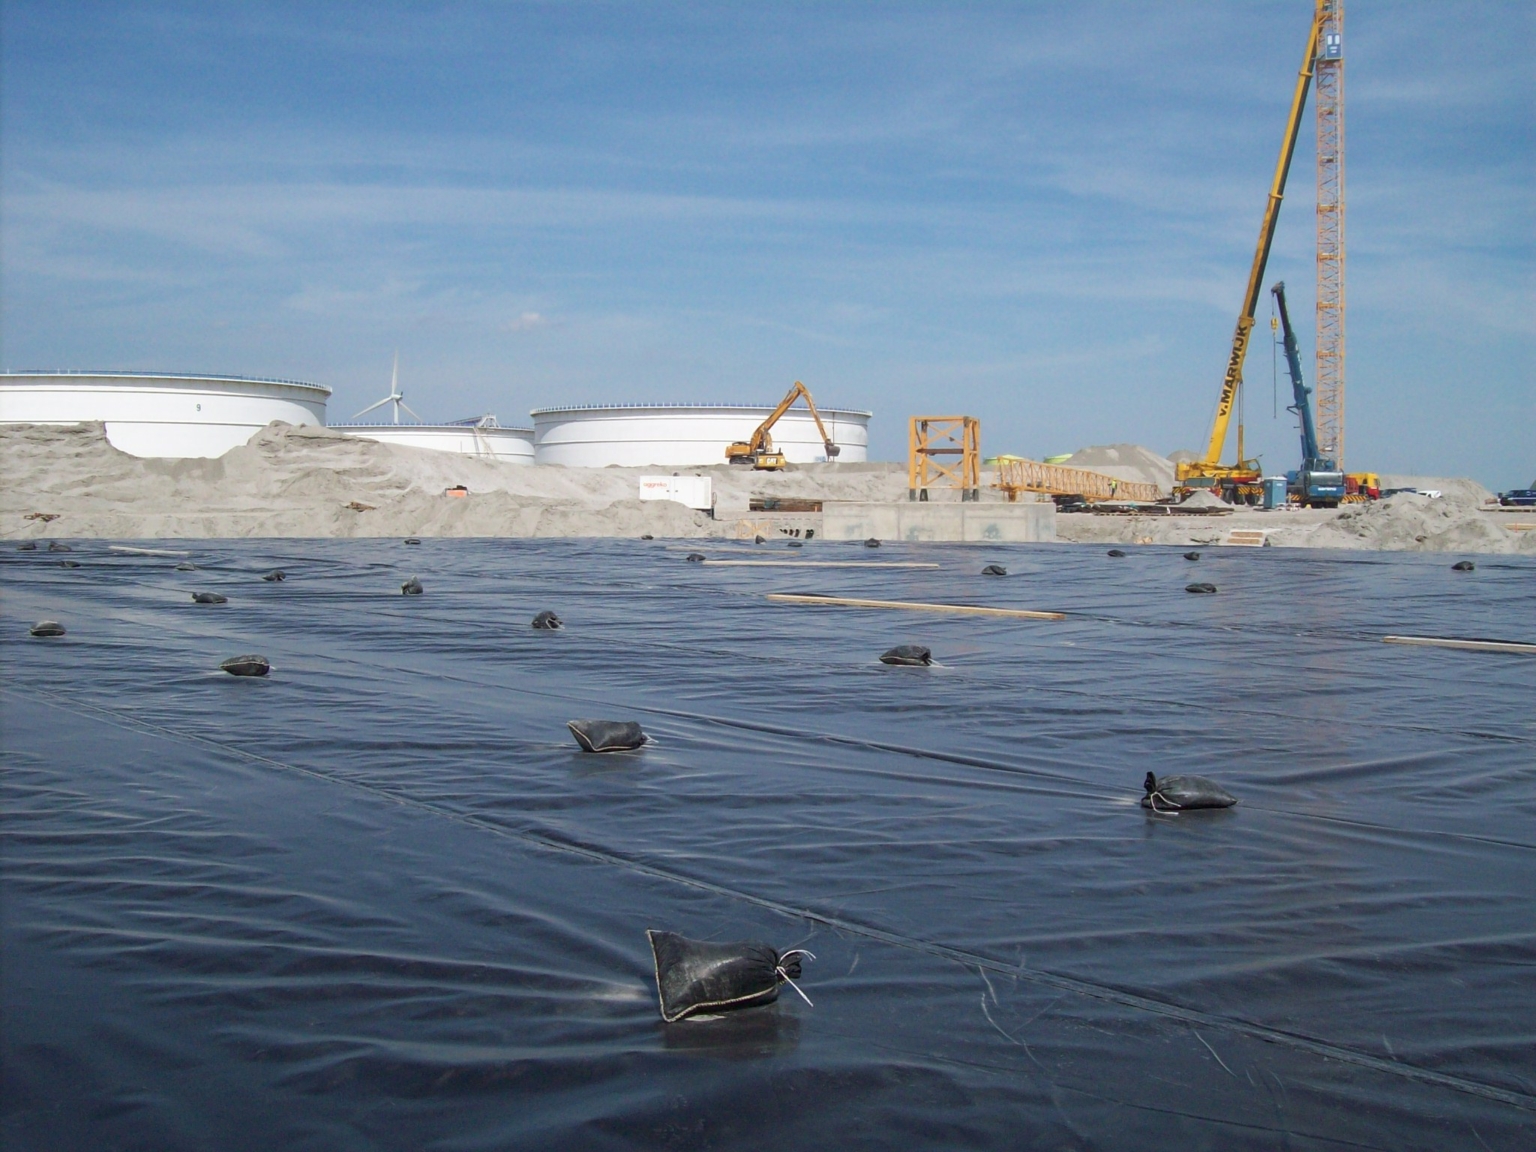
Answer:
638 475 714 511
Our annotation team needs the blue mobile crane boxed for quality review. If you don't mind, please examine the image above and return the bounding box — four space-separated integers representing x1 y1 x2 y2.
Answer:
1271 281 1346 507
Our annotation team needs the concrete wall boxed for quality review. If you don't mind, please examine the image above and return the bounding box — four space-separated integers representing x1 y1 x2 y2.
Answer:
822 501 1055 543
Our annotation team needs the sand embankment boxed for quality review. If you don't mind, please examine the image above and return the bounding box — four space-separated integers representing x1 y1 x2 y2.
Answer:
1054 484 1534 554
0 421 910 540
3 423 1528 552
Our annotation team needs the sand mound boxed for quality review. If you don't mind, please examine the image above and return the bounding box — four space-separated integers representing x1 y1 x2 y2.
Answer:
1059 444 1174 495
1308 490 1528 553
0 421 910 540
1178 489 1231 511
1377 474 1496 505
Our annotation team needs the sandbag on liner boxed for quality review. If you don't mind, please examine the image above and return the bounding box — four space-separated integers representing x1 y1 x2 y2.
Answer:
880 644 932 667
1141 771 1237 812
647 930 813 1023
567 720 646 753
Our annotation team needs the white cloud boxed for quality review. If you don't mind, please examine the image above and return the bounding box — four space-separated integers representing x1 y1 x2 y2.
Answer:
501 312 549 332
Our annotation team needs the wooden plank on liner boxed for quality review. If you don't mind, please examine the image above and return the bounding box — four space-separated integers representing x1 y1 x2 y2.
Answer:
704 560 939 568
1383 635 1536 655
767 593 1064 620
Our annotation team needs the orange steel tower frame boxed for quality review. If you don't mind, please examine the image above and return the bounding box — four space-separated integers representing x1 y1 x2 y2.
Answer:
908 416 980 502
1314 0 1345 465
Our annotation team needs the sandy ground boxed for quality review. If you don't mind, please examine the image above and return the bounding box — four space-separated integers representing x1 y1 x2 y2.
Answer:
3 422 1530 553
0 421 912 541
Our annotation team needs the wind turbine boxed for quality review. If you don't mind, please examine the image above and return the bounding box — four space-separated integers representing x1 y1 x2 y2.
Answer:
352 352 423 425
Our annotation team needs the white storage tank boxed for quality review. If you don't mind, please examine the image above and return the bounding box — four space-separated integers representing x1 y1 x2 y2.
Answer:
531 403 870 467
338 418 535 464
0 371 330 459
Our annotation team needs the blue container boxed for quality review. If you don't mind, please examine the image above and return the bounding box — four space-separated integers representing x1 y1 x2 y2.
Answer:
1262 476 1289 510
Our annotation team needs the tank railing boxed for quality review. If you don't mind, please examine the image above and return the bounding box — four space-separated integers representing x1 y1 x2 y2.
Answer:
2 370 327 390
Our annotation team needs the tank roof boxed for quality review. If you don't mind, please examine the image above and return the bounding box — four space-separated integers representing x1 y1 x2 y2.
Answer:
530 402 871 417
2 371 331 395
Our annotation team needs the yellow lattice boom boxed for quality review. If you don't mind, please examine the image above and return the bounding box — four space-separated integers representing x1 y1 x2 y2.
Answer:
994 458 1161 504
1314 0 1346 466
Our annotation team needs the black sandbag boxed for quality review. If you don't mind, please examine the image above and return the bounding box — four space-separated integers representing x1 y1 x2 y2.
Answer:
531 610 563 630
640 534 654 540
567 720 646 753
220 655 270 677
1186 582 1218 594
401 576 424 595
262 570 286 582
59 560 81 568
48 542 72 553
685 553 706 563
1452 560 1475 571
754 535 766 544
175 562 197 571
29 621 66 638
1183 552 1201 561
1142 771 1237 812
647 930 809 1023
864 538 881 548
786 541 803 548
17 542 37 551
981 564 1007 576
403 538 421 545
1107 549 1126 558
880 644 932 667
192 592 227 604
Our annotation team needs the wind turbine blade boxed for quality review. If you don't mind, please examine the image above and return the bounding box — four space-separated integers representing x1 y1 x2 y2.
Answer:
352 396 393 419
399 401 424 424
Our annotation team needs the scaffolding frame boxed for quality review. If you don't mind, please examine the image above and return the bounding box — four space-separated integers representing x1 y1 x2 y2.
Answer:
908 416 980 502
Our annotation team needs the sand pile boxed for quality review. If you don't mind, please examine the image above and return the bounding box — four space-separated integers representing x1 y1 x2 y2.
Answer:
1055 489 1534 554
1377 474 1496 505
1177 489 1231 511
0 421 909 540
1059 444 1175 495
1307 490 1527 553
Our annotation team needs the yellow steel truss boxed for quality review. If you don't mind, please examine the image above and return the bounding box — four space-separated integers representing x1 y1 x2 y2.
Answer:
994 458 1161 504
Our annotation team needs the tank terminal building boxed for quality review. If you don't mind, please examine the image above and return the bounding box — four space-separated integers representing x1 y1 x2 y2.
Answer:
0 371 330 459
1 374 868 468
335 419 535 464
530 403 871 468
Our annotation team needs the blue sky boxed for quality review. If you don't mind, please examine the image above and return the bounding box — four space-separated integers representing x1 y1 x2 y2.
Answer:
3 1 1531 486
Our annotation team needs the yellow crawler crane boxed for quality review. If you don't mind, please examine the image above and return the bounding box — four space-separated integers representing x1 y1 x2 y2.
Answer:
726 381 841 471
1177 10 1322 499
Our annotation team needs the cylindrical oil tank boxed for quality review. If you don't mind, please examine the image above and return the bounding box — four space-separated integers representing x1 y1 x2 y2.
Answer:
0 371 330 459
531 403 871 467
337 422 535 464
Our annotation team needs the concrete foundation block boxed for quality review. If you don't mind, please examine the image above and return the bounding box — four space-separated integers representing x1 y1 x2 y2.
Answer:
821 501 1055 543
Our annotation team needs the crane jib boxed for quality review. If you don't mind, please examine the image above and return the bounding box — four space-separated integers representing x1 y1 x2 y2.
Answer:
1191 14 1321 475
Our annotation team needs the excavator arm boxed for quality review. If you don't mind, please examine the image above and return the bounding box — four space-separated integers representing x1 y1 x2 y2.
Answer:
1181 13 1321 483
727 381 841 468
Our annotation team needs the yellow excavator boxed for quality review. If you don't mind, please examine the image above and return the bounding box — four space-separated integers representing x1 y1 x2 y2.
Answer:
725 380 842 470
1176 12 1321 502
